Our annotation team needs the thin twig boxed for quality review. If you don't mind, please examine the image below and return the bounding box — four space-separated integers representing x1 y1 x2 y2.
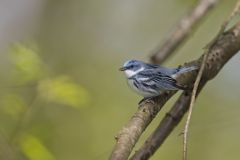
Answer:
183 2 240 160
151 0 218 64
9 91 38 142
183 52 207 160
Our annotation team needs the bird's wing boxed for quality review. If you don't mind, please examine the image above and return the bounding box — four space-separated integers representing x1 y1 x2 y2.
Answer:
145 64 177 75
136 69 184 90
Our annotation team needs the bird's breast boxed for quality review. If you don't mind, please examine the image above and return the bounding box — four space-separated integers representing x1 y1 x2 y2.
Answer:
127 78 159 98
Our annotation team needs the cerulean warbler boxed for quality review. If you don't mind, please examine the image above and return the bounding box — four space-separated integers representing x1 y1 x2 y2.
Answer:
119 60 198 103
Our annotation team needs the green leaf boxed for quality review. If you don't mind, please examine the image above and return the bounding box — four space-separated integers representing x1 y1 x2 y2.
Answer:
38 76 90 109
10 44 46 84
19 134 55 160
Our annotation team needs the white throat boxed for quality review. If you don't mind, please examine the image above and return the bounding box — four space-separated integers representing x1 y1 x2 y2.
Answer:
124 67 144 78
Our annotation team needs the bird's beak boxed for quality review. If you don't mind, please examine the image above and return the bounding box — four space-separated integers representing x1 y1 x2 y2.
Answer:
119 67 126 71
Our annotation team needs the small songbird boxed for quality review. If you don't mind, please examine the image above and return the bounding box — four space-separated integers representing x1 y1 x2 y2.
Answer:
119 60 198 103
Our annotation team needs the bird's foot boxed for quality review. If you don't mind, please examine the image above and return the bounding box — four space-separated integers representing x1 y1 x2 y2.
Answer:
138 97 155 108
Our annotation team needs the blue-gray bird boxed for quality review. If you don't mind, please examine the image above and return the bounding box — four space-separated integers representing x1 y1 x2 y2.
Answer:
119 60 198 103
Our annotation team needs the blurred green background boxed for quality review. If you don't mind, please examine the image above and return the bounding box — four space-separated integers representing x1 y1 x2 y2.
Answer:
0 0 240 160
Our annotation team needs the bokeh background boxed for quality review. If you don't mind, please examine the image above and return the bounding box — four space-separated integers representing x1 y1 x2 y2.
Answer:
0 0 240 160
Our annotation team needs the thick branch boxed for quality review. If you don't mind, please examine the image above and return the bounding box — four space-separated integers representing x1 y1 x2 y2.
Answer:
151 0 218 64
131 22 240 160
110 91 175 160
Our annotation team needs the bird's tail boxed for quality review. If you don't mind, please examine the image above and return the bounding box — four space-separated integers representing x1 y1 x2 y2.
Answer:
170 65 198 79
171 65 199 90
176 65 198 75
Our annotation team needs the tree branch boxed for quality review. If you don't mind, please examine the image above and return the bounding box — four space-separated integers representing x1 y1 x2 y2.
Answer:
110 91 175 160
151 0 218 64
131 22 240 160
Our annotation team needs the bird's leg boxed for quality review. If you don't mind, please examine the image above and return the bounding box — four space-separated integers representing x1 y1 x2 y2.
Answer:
138 97 155 108
138 98 146 106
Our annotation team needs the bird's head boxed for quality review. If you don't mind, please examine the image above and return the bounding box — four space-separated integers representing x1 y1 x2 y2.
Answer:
119 60 146 78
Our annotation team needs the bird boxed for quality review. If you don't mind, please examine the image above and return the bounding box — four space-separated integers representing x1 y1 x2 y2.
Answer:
119 60 198 104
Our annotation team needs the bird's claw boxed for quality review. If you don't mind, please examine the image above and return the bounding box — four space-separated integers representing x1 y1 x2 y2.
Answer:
138 97 155 108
